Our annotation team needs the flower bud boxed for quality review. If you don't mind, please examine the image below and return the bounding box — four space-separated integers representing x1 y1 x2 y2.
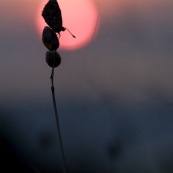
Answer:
46 51 61 68
42 26 59 51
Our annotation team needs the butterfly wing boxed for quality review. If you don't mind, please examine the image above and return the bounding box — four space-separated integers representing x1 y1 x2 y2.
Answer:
42 0 64 33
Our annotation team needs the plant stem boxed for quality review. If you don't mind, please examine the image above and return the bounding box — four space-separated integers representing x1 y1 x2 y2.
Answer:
50 51 68 173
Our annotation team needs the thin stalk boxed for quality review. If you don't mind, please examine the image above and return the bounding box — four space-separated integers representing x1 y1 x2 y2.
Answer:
50 50 68 173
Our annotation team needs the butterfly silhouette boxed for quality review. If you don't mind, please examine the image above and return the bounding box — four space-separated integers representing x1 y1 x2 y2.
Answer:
42 0 75 38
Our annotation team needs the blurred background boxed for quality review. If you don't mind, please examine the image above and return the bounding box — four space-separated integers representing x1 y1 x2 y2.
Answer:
1 0 173 172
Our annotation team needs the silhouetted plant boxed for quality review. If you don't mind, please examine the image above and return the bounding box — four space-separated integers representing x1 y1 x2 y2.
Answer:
42 29 67 173
42 27 67 173
41 1 76 172
41 2 67 173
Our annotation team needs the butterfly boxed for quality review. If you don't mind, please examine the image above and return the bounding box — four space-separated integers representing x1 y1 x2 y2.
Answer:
42 0 76 38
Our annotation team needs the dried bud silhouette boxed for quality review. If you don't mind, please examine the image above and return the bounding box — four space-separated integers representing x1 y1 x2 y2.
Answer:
46 50 61 68
42 26 59 51
42 0 76 38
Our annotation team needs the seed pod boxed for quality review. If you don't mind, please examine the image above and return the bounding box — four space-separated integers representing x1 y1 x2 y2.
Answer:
46 51 61 68
42 26 59 51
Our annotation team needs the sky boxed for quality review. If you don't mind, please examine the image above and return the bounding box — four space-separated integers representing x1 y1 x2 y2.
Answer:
1 0 173 172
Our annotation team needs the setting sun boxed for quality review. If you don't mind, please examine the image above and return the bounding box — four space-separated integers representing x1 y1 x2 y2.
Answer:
36 0 99 50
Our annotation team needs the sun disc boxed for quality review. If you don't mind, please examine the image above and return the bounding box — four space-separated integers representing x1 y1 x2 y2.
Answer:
36 0 99 50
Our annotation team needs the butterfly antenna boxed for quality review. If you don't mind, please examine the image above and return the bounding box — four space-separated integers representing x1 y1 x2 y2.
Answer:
65 28 76 38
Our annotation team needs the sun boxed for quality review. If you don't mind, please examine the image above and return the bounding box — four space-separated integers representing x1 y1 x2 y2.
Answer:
36 0 99 50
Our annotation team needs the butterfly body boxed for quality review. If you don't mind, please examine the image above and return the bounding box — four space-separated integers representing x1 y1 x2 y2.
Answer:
42 0 75 37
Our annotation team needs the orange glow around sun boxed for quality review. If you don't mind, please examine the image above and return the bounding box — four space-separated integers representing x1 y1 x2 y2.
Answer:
36 0 99 50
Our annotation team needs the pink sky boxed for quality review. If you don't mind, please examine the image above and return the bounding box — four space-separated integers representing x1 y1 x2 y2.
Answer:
1 0 172 32
0 0 173 103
